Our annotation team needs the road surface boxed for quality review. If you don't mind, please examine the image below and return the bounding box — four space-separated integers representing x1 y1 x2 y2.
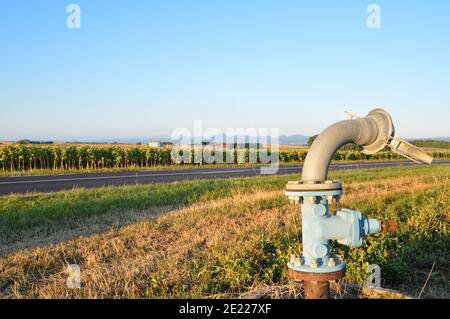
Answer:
0 160 448 196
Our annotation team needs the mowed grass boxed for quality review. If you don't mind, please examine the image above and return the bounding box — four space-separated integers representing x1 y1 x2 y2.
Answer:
0 165 449 298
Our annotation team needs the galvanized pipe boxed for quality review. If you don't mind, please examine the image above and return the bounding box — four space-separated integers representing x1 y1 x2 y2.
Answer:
301 117 379 182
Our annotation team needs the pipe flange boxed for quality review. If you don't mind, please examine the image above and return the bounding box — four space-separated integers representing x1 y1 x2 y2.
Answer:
286 180 342 192
288 255 346 274
288 268 346 282
286 180 343 204
361 108 395 155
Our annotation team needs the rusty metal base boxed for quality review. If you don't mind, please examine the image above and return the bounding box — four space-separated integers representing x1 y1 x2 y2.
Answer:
289 268 345 282
303 281 330 299
289 268 346 299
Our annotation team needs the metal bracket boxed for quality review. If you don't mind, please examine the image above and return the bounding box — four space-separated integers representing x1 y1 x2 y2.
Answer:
384 136 433 164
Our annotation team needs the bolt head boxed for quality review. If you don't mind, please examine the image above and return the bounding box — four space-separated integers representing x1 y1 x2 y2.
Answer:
328 258 336 267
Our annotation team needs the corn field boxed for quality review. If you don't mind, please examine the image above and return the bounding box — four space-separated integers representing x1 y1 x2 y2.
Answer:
0 144 448 173
0 145 170 172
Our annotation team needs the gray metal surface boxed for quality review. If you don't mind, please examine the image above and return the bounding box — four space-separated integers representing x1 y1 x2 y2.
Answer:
301 117 381 182
301 108 433 182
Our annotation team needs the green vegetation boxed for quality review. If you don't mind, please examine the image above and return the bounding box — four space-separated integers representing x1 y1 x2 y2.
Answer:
16 139 54 145
411 139 450 149
0 144 172 172
307 134 318 146
1 144 449 174
0 165 449 298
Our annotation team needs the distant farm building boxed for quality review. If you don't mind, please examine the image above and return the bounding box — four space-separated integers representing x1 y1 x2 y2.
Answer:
148 141 161 148
148 141 173 148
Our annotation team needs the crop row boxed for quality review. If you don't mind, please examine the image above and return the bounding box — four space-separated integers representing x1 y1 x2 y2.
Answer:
0 145 449 172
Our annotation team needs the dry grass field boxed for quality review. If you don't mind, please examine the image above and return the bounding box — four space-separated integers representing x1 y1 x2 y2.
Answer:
0 165 448 299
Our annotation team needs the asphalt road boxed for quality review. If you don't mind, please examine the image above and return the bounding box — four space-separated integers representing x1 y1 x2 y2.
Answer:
0 160 449 196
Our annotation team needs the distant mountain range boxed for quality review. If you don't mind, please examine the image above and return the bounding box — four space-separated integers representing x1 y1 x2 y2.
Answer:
279 135 309 145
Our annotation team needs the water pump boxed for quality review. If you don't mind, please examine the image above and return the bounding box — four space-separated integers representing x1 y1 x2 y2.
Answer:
286 108 433 299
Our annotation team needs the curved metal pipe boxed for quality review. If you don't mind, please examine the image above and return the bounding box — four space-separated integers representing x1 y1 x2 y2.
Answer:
301 108 433 182
301 117 380 182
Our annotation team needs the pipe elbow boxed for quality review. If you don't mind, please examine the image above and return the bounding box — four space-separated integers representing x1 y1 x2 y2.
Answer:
301 109 394 182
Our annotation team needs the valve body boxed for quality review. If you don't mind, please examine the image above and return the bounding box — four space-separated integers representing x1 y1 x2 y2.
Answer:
286 180 393 298
287 181 383 269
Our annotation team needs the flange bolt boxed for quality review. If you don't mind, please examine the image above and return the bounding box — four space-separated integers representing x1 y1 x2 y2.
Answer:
328 257 336 267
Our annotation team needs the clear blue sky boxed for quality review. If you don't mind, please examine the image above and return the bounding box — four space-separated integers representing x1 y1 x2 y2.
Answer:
0 0 449 140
